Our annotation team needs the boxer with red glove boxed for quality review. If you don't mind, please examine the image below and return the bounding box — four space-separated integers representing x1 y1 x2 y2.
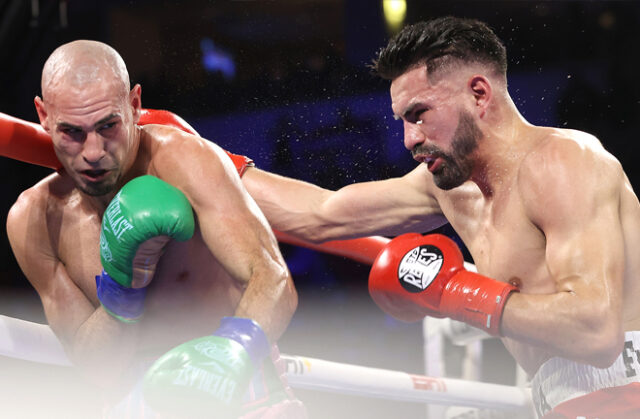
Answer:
369 233 518 336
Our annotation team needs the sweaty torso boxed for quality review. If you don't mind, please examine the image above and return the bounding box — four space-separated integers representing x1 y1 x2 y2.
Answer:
430 129 640 375
42 133 243 359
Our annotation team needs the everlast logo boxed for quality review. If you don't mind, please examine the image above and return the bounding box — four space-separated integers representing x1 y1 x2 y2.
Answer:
104 191 134 241
194 340 244 371
398 245 443 293
172 364 236 403
99 230 113 262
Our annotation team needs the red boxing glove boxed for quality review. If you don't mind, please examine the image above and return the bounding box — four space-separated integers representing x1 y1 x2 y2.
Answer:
224 150 254 177
368 233 518 336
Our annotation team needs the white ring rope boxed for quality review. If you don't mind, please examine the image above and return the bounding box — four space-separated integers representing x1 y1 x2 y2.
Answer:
282 354 532 411
0 314 70 366
0 314 532 412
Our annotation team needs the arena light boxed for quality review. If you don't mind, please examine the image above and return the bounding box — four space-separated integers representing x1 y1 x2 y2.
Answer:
383 0 406 33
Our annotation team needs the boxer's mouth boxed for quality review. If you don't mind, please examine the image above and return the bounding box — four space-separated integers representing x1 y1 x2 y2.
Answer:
414 154 442 172
81 169 108 181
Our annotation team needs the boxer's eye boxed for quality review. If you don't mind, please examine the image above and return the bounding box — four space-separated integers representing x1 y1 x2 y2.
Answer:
99 122 116 132
407 109 428 125
60 127 82 137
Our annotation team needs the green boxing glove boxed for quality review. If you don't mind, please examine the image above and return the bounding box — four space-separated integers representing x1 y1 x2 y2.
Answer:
96 175 195 322
142 317 270 418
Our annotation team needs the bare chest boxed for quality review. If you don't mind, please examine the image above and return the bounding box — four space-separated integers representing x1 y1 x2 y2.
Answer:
439 188 558 371
56 212 239 319
56 211 103 305
439 188 553 294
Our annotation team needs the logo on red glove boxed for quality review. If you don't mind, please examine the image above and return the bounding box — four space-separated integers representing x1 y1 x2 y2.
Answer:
398 245 443 293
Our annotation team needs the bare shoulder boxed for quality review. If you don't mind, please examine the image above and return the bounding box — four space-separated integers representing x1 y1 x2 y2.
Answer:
520 127 622 187
141 124 231 180
7 173 74 259
8 173 73 227
519 127 624 224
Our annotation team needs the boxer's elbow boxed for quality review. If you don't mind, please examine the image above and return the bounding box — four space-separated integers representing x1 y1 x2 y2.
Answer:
280 270 298 318
582 333 624 368
262 268 298 341
577 306 624 368
284 275 298 319
265 259 298 314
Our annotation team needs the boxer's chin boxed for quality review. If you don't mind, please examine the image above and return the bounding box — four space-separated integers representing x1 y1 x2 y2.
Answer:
76 171 119 196
432 161 470 190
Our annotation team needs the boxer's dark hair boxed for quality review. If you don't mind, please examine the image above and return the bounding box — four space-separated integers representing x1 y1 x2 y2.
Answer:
372 16 507 82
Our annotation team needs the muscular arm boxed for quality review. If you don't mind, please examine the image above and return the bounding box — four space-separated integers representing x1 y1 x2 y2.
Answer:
149 127 296 342
242 163 448 242
502 135 626 367
6 185 138 383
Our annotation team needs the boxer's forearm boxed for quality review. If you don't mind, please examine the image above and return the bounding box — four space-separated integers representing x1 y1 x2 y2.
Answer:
501 292 623 368
232 268 298 343
70 307 140 386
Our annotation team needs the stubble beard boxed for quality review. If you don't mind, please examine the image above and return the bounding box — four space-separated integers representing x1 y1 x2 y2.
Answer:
76 171 120 197
413 111 482 190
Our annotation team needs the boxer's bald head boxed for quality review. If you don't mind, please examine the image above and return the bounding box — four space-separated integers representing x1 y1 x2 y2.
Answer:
41 40 130 103
35 40 142 201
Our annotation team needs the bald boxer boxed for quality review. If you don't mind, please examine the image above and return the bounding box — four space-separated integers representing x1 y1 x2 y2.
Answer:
6 40 305 417
237 17 640 418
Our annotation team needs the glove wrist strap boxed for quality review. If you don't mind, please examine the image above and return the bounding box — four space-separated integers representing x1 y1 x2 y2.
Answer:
213 317 270 367
441 271 518 336
96 270 146 323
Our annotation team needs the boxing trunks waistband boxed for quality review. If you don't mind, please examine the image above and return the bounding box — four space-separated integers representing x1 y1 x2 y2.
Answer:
531 331 640 417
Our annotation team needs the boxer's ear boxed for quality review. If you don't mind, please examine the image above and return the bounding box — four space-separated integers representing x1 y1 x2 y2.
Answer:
129 84 142 124
34 96 50 132
468 75 492 119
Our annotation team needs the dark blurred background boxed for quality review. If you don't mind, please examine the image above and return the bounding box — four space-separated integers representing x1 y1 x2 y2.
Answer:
1 1 639 418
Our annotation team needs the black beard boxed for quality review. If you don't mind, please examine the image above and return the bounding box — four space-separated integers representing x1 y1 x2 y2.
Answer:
413 110 481 190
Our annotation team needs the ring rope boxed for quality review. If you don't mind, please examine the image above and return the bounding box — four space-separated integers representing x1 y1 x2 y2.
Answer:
0 314 70 366
282 354 532 410
0 315 531 411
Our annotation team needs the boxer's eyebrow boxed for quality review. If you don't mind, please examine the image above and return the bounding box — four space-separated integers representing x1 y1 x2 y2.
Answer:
392 102 423 122
57 121 82 131
94 113 120 127
402 102 425 121
57 113 120 131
